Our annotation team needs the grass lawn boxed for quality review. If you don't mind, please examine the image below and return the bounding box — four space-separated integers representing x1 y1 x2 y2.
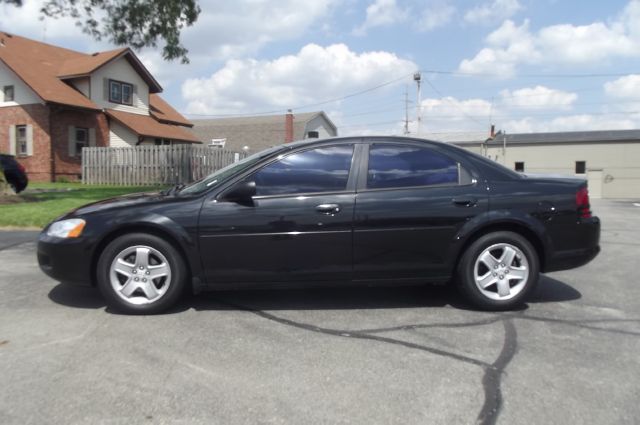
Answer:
0 182 166 228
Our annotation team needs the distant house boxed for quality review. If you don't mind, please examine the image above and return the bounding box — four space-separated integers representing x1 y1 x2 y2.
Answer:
0 32 199 182
191 111 337 153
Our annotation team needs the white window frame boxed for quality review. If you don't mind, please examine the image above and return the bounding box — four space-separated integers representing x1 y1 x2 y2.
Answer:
109 80 133 106
16 125 27 156
3 85 14 102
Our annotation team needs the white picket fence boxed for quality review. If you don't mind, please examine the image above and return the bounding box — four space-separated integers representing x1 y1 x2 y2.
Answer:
82 145 245 185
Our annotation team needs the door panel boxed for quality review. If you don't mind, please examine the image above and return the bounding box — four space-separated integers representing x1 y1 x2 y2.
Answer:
199 194 355 283
198 143 358 285
353 142 487 280
353 185 487 280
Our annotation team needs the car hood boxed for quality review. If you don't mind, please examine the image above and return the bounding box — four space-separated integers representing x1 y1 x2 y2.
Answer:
69 191 176 216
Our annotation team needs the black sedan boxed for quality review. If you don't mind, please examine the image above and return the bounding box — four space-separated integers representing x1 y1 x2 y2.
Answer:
38 137 600 314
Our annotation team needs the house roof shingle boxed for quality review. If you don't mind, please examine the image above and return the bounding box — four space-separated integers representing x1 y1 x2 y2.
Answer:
56 48 128 78
190 111 336 152
149 94 193 127
0 31 167 109
0 32 99 110
106 109 200 143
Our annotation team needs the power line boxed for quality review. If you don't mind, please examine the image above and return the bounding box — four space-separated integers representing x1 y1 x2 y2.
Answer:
420 68 636 79
186 72 414 118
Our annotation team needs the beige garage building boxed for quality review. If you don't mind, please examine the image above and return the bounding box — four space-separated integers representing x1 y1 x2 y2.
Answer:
444 129 640 199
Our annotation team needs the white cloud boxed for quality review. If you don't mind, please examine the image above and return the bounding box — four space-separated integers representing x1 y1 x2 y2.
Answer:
504 115 639 133
354 0 455 35
406 85 620 134
1 0 338 64
459 1 640 76
499 86 577 110
604 74 640 99
183 0 338 60
422 96 493 120
417 3 456 32
459 20 539 77
464 0 522 24
0 0 87 42
353 0 408 35
182 44 417 115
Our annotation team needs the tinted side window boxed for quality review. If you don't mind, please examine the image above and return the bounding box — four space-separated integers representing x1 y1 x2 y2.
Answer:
253 145 354 196
367 144 459 189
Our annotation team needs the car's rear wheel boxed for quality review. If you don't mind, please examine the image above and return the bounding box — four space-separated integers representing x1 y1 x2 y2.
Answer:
97 233 187 314
456 231 539 310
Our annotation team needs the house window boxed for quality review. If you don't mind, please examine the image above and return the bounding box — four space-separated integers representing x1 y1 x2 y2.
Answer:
307 131 320 138
515 162 525 172
3 85 14 102
575 161 586 174
16 125 27 155
109 80 133 105
154 138 171 146
75 127 88 154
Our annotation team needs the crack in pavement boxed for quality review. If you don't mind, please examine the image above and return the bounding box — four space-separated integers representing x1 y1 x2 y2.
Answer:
217 299 519 425
214 299 640 425
476 318 518 425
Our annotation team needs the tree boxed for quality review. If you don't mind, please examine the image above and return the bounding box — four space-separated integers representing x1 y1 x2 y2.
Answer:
2 0 201 63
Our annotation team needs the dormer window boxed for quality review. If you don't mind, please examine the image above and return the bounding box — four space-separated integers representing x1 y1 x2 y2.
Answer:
109 80 133 105
3 85 14 102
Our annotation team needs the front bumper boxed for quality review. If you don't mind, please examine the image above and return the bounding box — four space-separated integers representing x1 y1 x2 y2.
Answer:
37 233 94 286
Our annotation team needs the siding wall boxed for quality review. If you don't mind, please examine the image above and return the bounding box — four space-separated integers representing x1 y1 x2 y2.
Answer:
0 61 42 106
109 121 138 147
91 57 150 115
303 115 336 139
68 77 91 98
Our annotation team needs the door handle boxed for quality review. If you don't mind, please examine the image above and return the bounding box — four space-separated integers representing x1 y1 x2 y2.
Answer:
316 203 341 214
452 197 477 207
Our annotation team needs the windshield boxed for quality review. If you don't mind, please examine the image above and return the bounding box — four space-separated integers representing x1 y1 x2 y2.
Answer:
179 145 287 195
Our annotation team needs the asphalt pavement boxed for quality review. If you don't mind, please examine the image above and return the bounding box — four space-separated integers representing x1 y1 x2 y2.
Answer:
0 199 639 424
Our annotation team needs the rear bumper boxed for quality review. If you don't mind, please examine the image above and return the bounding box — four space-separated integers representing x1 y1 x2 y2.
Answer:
544 216 601 272
37 233 94 286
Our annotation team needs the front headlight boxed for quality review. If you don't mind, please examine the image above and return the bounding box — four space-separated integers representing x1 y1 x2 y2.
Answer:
46 218 86 238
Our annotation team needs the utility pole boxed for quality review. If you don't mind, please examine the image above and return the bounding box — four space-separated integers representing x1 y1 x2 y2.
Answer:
403 85 410 135
413 72 422 135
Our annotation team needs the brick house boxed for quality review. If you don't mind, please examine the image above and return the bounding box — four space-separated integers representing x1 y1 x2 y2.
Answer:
0 32 199 182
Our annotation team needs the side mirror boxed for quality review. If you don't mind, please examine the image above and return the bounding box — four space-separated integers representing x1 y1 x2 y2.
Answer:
223 180 256 204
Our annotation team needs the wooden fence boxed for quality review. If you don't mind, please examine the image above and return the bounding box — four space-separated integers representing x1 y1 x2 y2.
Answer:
82 145 246 185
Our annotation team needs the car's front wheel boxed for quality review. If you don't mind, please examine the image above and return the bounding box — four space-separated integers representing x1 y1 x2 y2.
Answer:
456 231 539 310
97 233 187 314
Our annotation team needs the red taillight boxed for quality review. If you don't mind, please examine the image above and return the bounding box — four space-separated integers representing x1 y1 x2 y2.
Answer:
576 186 591 219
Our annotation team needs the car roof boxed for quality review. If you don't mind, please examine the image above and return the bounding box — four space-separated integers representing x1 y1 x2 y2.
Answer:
278 135 448 151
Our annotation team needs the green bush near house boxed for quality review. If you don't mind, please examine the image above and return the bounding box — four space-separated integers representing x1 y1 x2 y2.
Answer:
0 183 167 228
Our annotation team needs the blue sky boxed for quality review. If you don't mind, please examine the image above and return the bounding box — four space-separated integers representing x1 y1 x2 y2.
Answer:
2 0 640 136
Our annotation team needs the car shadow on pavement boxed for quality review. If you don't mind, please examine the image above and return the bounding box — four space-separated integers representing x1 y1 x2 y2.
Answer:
47 274 581 314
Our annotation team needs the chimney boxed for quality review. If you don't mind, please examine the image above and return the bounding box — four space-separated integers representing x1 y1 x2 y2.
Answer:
285 109 294 143
490 124 495 139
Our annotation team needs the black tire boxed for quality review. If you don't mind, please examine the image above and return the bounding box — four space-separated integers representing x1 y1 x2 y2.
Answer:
456 231 539 311
97 233 188 314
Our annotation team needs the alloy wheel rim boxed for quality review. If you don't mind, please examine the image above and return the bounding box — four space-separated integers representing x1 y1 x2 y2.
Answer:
473 243 529 301
109 245 172 305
